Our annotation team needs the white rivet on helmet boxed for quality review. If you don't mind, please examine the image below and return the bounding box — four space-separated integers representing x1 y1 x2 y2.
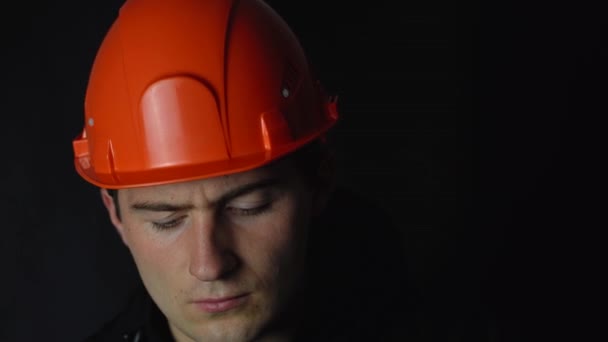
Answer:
281 87 290 98
88 118 94 126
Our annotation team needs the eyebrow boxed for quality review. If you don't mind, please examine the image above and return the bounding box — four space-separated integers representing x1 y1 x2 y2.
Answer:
129 177 281 212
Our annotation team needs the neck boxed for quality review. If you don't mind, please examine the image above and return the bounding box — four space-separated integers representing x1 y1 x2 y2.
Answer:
253 332 293 342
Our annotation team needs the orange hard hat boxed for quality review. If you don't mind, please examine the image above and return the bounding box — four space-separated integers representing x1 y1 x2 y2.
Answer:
72 0 338 189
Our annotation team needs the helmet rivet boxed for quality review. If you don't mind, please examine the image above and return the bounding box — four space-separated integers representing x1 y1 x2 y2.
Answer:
88 118 94 126
281 87 290 98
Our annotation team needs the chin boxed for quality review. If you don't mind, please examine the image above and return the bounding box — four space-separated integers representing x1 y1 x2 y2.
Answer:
176 317 269 342
172 297 277 342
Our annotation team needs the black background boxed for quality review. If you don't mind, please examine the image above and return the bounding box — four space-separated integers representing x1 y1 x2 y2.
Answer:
6 0 606 341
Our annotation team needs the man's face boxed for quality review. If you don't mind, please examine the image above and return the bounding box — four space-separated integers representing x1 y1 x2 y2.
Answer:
101 159 318 342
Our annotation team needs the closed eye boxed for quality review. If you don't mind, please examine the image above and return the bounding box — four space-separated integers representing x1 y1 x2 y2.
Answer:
225 202 272 217
151 216 186 230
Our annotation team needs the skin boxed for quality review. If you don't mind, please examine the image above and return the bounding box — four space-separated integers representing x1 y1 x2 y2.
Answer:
101 158 330 342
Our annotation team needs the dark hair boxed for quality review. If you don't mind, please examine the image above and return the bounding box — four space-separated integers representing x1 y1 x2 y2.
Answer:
107 138 334 220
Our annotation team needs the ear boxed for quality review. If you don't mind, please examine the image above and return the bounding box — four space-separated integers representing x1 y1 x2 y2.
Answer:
100 189 129 246
312 150 336 217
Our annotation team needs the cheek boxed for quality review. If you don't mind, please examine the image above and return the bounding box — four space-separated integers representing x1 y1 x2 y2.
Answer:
121 222 186 291
237 194 311 286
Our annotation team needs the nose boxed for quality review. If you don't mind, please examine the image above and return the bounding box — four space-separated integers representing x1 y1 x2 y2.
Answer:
188 217 238 281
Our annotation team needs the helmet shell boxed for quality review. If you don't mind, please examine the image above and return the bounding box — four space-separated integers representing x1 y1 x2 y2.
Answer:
73 0 338 189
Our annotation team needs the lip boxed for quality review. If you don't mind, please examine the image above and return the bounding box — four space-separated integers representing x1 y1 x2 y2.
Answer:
192 293 250 313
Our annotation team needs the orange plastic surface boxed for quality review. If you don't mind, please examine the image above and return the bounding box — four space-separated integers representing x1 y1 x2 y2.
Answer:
73 0 338 189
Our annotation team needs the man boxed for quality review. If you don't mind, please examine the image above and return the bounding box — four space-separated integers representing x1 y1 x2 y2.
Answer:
73 0 411 340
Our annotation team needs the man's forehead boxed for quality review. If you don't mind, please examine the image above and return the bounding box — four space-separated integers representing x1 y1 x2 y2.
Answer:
120 160 291 202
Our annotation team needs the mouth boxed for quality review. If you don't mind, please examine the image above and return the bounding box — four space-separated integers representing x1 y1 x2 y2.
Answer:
192 293 250 313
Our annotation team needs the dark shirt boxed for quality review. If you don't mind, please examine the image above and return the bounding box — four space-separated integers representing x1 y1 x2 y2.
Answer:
83 187 415 341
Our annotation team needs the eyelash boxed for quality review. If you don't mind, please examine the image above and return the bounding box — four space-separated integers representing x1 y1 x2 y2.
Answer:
225 202 272 217
151 217 185 230
150 203 272 230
